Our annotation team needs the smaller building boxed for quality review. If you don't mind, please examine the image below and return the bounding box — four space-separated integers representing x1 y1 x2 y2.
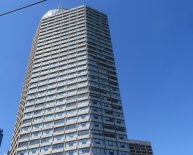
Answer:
0 129 3 147
128 139 153 155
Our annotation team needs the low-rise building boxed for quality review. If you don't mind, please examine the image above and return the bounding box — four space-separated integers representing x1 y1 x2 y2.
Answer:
128 139 153 155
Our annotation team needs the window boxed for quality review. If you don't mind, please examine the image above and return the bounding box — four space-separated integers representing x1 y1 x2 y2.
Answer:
116 120 123 124
44 114 54 120
118 135 126 140
93 122 99 127
54 119 65 125
27 99 35 105
35 103 44 109
42 129 52 135
45 101 55 106
33 124 42 129
120 143 128 148
92 148 105 154
52 143 64 150
31 131 41 137
20 134 30 139
30 139 40 145
94 139 102 144
21 126 31 132
41 137 52 143
109 152 114 155
105 110 113 115
78 122 89 128
55 112 65 117
104 132 116 138
66 116 77 122
78 114 89 120
45 107 55 112
52 152 64 155
25 105 34 111
93 115 99 119
92 100 98 105
65 132 77 139
93 108 98 112
79 139 91 145
24 112 33 117
41 145 52 152
78 130 89 136
18 141 28 148
115 113 122 117
92 130 103 136
105 117 114 122
53 135 65 141
65 150 77 155
29 148 40 154
54 127 64 133
34 110 44 115
78 100 89 106
66 109 77 115
65 141 77 147
33 116 43 122
44 121 54 127
56 105 65 110
36 97 45 102
66 124 76 130
66 102 77 108
119 152 129 155
78 148 90 154
107 150 118 155
17 150 28 155
107 141 115 146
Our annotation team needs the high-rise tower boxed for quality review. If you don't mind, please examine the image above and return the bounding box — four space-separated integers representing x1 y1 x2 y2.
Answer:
10 5 129 155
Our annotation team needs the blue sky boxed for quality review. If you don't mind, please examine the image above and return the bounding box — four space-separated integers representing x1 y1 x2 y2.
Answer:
0 0 193 155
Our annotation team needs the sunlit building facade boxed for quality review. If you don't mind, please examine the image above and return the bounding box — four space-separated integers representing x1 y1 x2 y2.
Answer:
10 5 129 155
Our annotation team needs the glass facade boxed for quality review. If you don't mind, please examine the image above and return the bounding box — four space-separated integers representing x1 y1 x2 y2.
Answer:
10 5 129 155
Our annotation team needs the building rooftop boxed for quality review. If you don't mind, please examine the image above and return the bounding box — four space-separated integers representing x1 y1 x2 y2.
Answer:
42 8 67 19
128 139 152 145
